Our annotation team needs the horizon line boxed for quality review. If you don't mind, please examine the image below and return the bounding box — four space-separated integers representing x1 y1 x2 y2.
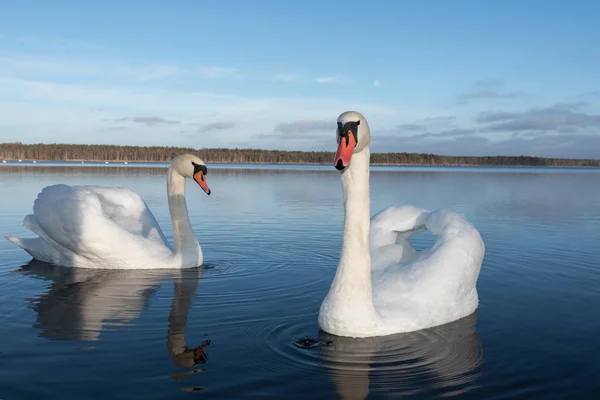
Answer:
2 141 599 161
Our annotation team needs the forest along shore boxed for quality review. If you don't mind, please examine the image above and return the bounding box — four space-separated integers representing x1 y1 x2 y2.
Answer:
1 142 599 167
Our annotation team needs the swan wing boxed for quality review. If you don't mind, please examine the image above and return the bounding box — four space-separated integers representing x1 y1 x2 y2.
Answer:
372 207 485 325
370 205 484 278
369 205 430 270
26 184 172 267
87 186 170 247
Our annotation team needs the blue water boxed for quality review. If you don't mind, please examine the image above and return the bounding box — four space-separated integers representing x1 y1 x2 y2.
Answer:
0 163 599 399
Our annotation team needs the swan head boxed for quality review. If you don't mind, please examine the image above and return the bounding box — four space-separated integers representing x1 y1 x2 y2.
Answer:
333 111 371 171
171 153 211 195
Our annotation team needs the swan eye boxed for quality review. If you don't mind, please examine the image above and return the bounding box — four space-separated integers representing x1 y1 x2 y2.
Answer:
191 162 207 175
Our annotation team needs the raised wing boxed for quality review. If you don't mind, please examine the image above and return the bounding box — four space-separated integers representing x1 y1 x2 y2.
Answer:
369 205 430 270
88 186 170 247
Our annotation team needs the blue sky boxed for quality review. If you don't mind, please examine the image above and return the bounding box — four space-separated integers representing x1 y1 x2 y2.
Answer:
0 0 599 158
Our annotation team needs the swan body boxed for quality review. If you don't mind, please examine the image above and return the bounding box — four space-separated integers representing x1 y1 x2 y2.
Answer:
318 111 485 338
6 153 211 269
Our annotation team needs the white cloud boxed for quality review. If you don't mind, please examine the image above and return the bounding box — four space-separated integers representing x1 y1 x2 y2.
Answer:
0 76 414 149
0 54 236 82
273 120 332 135
0 33 106 51
315 75 349 84
374 80 381 87
0 53 352 86
0 50 470 152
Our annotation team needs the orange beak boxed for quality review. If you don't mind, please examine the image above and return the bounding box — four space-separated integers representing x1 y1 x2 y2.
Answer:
193 171 211 195
333 132 357 170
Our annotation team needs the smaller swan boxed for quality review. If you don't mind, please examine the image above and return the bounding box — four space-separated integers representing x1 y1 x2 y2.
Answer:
318 111 485 338
6 154 211 269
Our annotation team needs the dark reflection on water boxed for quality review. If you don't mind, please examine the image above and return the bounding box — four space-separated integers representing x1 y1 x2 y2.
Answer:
21 261 164 341
317 312 482 399
1 165 599 398
284 313 483 399
17 261 211 393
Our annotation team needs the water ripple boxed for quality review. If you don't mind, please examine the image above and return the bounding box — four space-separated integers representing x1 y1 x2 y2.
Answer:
230 309 483 398
2 166 600 398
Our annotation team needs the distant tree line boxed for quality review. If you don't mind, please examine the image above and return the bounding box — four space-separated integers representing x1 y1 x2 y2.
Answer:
1 142 598 167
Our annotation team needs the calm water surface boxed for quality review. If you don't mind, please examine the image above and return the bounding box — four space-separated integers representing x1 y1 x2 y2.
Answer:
1 163 599 399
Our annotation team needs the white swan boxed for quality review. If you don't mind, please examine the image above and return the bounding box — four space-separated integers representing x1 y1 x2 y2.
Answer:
318 111 485 338
5 153 211 269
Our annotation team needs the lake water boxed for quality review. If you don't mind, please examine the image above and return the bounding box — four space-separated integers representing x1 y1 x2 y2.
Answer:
1 163 599 399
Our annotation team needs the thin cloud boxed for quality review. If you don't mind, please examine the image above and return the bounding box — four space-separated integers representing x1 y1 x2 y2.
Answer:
198 122 236 132
476 104 600 132
419 128 478 138
457 90 525 103
549 101 590 111
0 76 397 122
476 78 505 88
396 123 426 132
0 75 404 150
423 116 457 121
575 90 600 98
476 111 522 123
392 116 458 134
0 33 104 50
371 133 600 159
114 116 180 126
397 128 478 140
0 54 238 81
373 80 382 87
315 76 348 84
273 120 333 135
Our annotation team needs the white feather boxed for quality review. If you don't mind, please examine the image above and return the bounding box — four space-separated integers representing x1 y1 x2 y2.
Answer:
6 154 210 269
319 111 485 337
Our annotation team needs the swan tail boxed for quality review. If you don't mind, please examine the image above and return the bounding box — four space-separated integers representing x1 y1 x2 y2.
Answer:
4 235 63 265
24 214 69 254
16 214 75 265
5 235 27 249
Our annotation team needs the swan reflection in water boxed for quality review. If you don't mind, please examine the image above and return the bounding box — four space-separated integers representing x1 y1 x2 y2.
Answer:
18 260 209 376
317 311 483 400
17 260 483 397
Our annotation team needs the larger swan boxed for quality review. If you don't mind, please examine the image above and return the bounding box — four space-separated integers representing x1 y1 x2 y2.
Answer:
6 153 211 269
318 111 485 338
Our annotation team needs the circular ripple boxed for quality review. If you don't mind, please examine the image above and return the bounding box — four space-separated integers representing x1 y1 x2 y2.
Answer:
196 238 337 305
233 312 484 397
4 222 481 397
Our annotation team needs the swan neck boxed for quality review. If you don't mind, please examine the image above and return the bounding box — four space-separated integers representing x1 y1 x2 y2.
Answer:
319 146 381 335
167 166 201 264
339 148 372 284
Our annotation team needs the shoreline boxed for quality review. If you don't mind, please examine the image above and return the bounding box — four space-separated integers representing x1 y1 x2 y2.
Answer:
1 159 599 168
2 143 598 168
